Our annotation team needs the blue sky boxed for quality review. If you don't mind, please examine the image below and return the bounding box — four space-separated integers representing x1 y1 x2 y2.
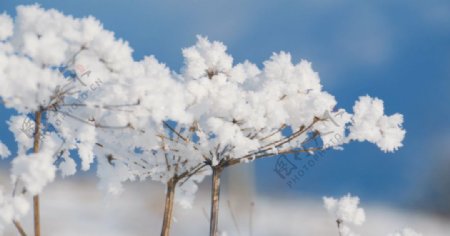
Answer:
1 0 449 207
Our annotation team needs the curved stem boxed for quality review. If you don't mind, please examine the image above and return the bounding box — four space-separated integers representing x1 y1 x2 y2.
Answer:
160 177 177 236
209 167 222 236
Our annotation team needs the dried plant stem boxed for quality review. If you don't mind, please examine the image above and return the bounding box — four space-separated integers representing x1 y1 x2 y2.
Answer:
13 220 27 236
336 219 343 236
33 110 42 236
160 177 178 236
209 167 223 236
205 119 322 236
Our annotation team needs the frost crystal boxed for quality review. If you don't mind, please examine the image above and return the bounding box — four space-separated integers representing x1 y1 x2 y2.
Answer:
0 13 13 40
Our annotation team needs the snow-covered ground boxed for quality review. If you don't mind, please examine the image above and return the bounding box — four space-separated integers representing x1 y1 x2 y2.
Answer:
1 175 449 236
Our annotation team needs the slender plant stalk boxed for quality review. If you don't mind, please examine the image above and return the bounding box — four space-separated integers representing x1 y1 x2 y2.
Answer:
13 220 27 236
209 167 222 236
336 219 343 236
161 177 177 236
33 110 42 236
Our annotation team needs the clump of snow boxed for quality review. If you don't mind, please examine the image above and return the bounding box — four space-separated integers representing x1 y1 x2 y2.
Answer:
348 96 405 152
324 194 422 236
0 141 11 159
324 194 366 225
0 189 29 232
324 194 365 236
11 134 61 195
182 35 233 80
0 13 13 40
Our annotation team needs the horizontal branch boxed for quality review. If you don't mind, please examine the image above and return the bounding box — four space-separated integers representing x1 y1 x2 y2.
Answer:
178 163 208 186
51 110 132 129
258 124 286 141
222 146 323 168
240 118 320 161
57 100 140 110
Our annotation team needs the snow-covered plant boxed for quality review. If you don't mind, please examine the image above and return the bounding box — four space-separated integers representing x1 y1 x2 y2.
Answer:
89 55 204 236
163 36 405 236
0 5 140 235
0 4 407 236
1 5 207 236
0 187 28 234
323 194 422 236
324 194 366 236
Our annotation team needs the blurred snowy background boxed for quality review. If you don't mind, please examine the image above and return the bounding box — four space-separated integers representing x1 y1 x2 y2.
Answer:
1 0 450 235
1 174 450 236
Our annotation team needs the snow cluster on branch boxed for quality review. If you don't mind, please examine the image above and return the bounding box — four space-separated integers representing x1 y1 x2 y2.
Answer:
323 194 421 236
324 194 365 236
0 4 406 231
0 141 10 159
0 189 28 233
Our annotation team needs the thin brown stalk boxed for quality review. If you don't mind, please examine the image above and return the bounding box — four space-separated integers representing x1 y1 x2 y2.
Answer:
178 163 207 186
161 177 177 236
52 110 132 129
163 121 188 142
209 166 223 236
258 124 286 141
257 118 319 152
223 147 322 168
13 219 27 236
33 110 42 236
162 121 209 161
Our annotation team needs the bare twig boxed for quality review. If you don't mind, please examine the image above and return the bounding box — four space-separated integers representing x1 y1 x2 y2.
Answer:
162 121 209 161
163 121 188 142
258 124 286 141
57 100 140 110
178 163 208 186
222 147 322 168
51 110 132 129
